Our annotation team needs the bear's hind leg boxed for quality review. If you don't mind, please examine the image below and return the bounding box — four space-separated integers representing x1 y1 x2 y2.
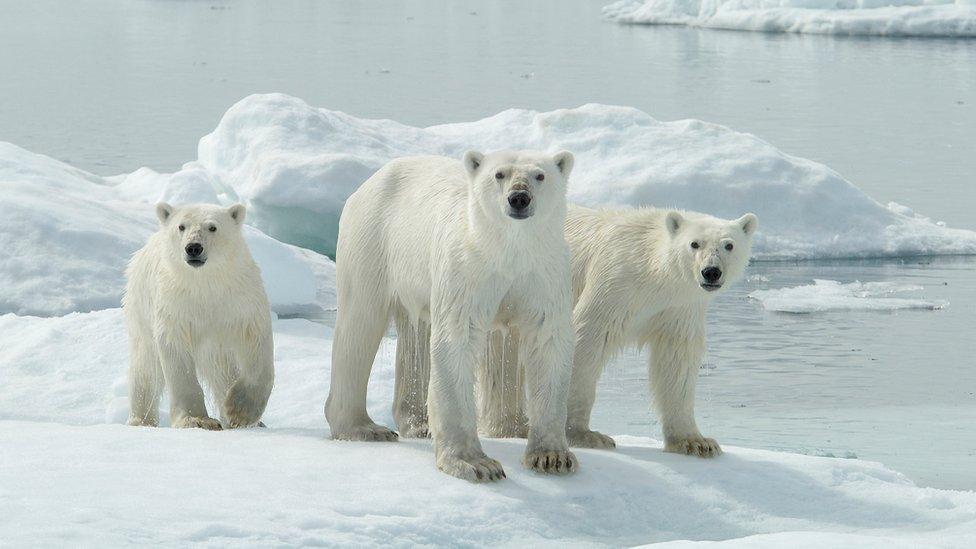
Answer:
476 329 528 439
393 306 430 438
650 307 721 458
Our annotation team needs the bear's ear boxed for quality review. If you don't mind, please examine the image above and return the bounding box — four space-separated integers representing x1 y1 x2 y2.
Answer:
156 202 174 226
463 150 485 177
227 203 246 225
553 151 574 178
665 211 683 236
736 213 758 236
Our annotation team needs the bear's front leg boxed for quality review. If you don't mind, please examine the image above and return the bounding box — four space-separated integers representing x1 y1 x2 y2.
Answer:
519 312 578 475
649 308 721 458
428 315 505 483
565 296 617 450
156 337 222 431
223 333 275 429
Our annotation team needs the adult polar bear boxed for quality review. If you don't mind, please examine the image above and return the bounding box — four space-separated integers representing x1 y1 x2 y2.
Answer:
326 150 578 482
125 203 274 430
395 206 758 456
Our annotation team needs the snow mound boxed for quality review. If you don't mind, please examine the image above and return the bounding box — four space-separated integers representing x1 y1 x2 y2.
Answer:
193 94 976 260
0 143 335 316
1 310 975 547
603 0 976 37
5 94 976 316
750 279 947 313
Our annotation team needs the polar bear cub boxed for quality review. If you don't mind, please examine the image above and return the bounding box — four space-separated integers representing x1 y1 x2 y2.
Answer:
124 203 274 430
469 206 757 455
326 150 578 482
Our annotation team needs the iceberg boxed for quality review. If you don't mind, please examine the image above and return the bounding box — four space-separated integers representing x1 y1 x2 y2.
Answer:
192 94 976 260
603 0 976 37
3 94 975 316
749 279 947 313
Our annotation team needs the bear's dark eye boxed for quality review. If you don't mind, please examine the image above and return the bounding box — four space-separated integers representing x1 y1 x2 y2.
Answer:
495 171 505 180
725 243 734 251
178 225 185 232
535 173 545 182
691 241 700 249
209 226 217 233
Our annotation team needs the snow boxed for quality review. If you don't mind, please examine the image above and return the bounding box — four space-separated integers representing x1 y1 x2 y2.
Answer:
0 142 336 316
603 0 976 37
749 279 948 313
1 309 975 547
191 94 976 260
4 94 976 544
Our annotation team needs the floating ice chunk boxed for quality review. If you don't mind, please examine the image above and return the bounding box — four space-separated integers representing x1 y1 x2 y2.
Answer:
750 279 947 313
604 0 976 37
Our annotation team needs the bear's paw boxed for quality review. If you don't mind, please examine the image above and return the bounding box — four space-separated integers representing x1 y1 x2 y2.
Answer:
522 448 579 475
665 435 722 458
568 429 616 450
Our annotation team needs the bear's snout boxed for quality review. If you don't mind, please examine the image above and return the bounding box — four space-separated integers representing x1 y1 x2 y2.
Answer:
507 191 532 219
700 266 722 290
184 242 206 267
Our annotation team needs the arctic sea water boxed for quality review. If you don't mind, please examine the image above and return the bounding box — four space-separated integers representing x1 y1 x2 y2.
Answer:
1 0 974 489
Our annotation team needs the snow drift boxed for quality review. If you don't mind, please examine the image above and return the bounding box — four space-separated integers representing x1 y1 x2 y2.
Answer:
603 0 976 37
3 93 976 316
193 94 976 260
0 309 974 546
0 143 335 316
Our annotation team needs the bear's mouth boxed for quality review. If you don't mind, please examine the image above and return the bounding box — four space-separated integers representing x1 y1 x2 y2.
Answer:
700 282 722 292
186 258 207 268
507 211 533 220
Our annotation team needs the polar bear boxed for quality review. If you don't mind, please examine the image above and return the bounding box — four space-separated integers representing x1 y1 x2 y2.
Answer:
395 206 757 456
325 150 578 482
124 203 274 430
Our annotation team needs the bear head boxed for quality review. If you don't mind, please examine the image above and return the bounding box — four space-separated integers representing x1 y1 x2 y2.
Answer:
664 210 758 295
462 149 574 224
155 202 248 271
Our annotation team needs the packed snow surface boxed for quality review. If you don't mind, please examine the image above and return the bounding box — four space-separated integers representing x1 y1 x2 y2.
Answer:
750 279 948 313
603 0 976 37
2 309 975 547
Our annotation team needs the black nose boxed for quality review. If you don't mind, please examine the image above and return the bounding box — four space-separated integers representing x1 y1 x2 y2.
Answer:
508 191 531 211
702 267 722 283
185 243 204 258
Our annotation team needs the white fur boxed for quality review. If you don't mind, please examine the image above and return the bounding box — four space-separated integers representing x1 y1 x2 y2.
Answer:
453 206 756 454
326 150 578 482
124 203 274 430
557 206 756 454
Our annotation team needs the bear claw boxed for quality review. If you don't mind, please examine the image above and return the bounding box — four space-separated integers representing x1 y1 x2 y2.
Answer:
665 435 722 457
438 454 506 483
523 448 578 475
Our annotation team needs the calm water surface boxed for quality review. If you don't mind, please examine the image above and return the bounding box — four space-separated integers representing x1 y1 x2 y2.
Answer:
1 0 974 489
